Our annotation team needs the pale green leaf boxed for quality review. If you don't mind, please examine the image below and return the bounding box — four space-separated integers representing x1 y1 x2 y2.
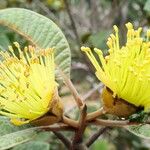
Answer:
91 140 109 150
144 0 150 14
126 124 150 139
0 26 10 50
0 8 71 78
0 129 37 150
0 117 37 150
12 141 50 150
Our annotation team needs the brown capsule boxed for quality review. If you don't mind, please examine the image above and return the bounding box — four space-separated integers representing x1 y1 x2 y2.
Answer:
101 87 139 117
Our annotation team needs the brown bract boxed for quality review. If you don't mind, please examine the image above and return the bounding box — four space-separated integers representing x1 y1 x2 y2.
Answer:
102 87 139 117
31 88 63 126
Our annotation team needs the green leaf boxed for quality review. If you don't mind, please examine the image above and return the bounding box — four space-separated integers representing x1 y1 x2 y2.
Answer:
0 129 37 150
12 141 50 150
91 140 109 150
17 132 53 150
33 131 52 142
0 117 27 136
0 26 10 50
0 33 10 50
144 0 150 15
0 117 37 150
126 124 150 139
88 30 110 51
0 8 71 79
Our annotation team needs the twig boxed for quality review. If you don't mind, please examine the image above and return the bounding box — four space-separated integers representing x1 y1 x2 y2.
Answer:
36 0 58 22
63 116 78 128
64 0 81 47
26 123 74 132
58 68 84 109
72 62 89 72
53 131 71 149
86 107 106 121
91 119 140 127
86 127 110 147
79 105 87 131
40 123 75 131
71 104 88 149
65 84 103 113
73 105 87 143
82 83 103 100
89 0 101 32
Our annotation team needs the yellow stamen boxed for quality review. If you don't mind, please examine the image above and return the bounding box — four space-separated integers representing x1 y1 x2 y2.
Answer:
81 22 150 111
0 43 57 125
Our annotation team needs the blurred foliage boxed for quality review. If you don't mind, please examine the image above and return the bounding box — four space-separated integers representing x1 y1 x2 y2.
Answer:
91 140 113 150
0 0 150 150
144 0 150 15
46 0 64 10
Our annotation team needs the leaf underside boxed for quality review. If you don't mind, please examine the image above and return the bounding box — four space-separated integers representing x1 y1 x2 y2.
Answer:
126 124 150 139
0 117 37 150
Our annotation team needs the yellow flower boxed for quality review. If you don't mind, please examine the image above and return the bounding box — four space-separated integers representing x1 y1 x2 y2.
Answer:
0 42 62 125
81 23 150 112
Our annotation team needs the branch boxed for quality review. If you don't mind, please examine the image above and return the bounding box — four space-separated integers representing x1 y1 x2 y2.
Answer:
86 127 110 147
63 116 78 128
73 104 87 144
71 104 88 149
82 83 103 100
64 0 81 47
86 107 106 121
58 68 84 109
39 123 75 131
65 84 103 113
53 131 71 149
91 119 140 127
27 123 75 132
36 0 58 22
72 62 89 72
89 0 101 32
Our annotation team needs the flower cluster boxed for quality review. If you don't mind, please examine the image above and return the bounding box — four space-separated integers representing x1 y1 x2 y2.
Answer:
0 42 59 125
81 23 150 112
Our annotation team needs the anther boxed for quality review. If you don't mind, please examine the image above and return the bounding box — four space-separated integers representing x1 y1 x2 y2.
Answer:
14 42 20 48
81 46 91 52
94 48 103 55
125 22 133 30
113 25 118 33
